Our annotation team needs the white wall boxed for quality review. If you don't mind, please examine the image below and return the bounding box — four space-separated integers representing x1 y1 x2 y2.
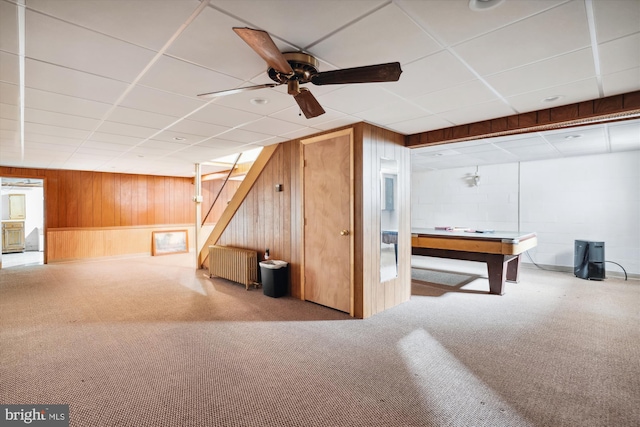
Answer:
411 151 640 276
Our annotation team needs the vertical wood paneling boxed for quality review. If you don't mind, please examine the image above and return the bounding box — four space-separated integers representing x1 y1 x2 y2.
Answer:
113 174 121 225
79 171 93 227
358 123 411 318
102 173 115 226
120 174 133 226
0 168 194 229
92 173 102 226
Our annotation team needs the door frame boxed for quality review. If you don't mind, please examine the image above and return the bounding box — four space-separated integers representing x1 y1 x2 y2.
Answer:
0 174 47 268
300 128 355 316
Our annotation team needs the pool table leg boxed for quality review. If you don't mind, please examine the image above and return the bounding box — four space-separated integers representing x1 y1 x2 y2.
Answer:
506 254 521 283
486 254 520 295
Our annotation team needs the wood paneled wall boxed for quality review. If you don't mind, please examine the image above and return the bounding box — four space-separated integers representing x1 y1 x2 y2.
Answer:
0 166 195 262
201 178 242 225
215 123 411 317
216 141 303 297
353 123 411 318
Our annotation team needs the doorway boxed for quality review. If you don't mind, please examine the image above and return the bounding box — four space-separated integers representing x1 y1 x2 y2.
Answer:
302 129 354 314
1 177 45 268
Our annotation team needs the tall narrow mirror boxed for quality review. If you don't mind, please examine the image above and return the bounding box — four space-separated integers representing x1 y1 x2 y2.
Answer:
380 158 399 282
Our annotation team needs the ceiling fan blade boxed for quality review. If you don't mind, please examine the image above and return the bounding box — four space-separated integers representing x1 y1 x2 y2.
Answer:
233 27 294 75
197 83 280 98
311 62 402 86
293 89 326 119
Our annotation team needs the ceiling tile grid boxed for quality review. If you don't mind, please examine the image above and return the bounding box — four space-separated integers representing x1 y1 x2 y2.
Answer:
0 0 637 176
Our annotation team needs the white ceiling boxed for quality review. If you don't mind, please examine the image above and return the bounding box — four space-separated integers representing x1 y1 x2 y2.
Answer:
0 0 639 177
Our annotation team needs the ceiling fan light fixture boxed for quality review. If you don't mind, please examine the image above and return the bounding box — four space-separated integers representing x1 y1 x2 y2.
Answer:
469 0 505 12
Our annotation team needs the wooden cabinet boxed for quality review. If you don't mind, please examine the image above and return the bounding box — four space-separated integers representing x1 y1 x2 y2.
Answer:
2 221 25 253
9 194 26 220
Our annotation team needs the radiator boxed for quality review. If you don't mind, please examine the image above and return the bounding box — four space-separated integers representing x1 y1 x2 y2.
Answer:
208 245 259 290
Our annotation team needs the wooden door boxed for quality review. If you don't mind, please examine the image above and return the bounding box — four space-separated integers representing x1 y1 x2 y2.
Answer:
302 130 353 314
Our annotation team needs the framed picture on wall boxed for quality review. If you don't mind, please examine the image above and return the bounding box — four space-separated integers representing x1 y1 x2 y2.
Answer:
152 230 188 256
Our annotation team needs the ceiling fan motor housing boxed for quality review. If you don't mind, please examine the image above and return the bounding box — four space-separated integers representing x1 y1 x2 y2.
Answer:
268 52 319 84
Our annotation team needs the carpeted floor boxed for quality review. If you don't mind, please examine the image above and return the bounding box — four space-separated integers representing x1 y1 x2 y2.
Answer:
0 254 638 426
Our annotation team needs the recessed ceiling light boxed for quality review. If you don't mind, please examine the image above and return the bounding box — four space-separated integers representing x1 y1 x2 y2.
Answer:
542 95 563 103
250 97 269 106
173 137 186 141
469 0 505 11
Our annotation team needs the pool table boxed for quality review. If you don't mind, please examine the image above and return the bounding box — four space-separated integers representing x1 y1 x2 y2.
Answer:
411 228 538 295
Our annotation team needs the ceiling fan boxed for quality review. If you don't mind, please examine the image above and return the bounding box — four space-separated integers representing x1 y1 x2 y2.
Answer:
197 27 403 119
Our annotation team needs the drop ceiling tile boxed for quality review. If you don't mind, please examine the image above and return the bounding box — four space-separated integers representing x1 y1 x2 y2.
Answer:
0 1 18 54
237 117 306 136
187 103 263 128
453 1 590 76
194 138 246 151
0 82 19 106
167 145 219 162
491 135 547 149
499 143 559 158
485 48 596 97
470 150 519 163
136 140 190 152
96 121 158 140
167 7 266 80
214 128 272 144
119 85 206 118
552 140 608 154
592 0 640 43
28 0 202 50
25 88 111 119
0 51 19 85
387 114 453 135
385 50 477 99
89 132 145 147
140 55 244 99
26 10 156 82
397 0 566 46
305 117 359 133
506 78 600 114
437 99 516 126
75 145 129 157
23 132 84 147
0 103 19 121
602 67 640 96
24 122 91 141
311 3 442 69
608 121 640 153
0 118 18 132
168 119 229 139
81 140 137 152
355 100 427 125
149 129 209 145
25 108 101 131
599 34 640 75
412 80 499 114
317 85 403 115
26 59 129 104
212 0 388 49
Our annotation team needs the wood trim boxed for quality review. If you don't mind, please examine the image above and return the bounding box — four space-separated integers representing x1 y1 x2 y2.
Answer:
197 144 279 266
406 91 640 148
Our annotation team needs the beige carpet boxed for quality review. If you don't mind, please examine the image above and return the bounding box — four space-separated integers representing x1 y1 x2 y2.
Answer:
1 254 638 426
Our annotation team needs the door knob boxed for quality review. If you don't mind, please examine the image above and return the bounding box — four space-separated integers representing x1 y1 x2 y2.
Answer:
340 229 350 236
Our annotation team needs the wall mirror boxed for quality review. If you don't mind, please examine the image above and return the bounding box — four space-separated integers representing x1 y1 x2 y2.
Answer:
380 158 398 282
